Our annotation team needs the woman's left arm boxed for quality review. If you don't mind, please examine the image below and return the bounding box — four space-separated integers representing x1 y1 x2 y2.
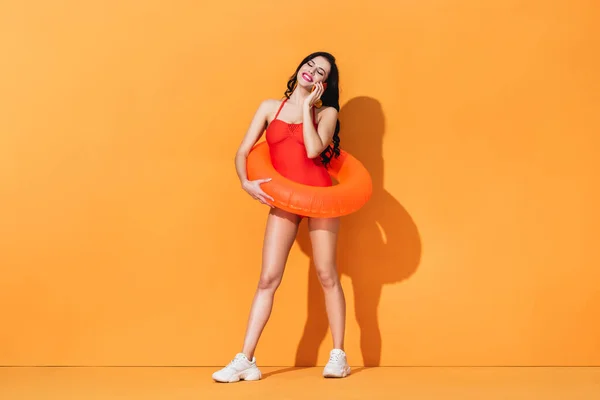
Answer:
302 104 338 159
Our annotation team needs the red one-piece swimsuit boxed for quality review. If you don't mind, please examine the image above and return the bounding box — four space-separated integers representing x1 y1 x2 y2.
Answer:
265 98 332 187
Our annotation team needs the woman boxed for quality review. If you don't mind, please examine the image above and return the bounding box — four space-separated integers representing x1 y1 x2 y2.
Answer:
212 52 350 382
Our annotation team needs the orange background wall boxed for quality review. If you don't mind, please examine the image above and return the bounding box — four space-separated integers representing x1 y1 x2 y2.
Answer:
1 0 599 367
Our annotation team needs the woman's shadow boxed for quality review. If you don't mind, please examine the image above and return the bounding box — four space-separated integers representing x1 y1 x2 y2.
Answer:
294 96 422 368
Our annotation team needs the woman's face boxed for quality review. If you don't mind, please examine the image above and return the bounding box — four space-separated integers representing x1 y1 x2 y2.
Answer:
296 56 331 89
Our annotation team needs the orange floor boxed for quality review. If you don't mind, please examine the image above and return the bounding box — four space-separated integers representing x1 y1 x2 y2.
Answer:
1 366 599 399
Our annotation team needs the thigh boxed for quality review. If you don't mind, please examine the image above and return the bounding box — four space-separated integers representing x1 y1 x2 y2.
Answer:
307 217 340 270
260 208 302 278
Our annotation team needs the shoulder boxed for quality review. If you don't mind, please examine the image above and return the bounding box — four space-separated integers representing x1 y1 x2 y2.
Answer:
254 98 283 119
257 99 283 124
258 98 282 112
316 105 338 121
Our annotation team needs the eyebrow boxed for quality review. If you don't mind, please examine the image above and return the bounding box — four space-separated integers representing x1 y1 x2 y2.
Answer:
309 60 327 74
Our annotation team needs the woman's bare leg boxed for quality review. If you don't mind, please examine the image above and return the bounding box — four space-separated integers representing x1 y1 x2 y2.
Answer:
241 208 301 359
308 216 346 350
308 216 350 378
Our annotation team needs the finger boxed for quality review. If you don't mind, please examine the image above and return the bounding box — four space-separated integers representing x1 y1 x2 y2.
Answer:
313 84 321 98
257 178 272 184
263 197 274 208
259 190 275 202
258 195 274 208
316 84 323 99
252 193 262 202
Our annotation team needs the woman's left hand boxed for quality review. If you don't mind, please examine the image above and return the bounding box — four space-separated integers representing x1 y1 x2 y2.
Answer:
304 82 325 109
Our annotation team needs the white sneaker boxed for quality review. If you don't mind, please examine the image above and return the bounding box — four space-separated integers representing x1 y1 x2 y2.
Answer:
323 349 351 378
212 353 262 383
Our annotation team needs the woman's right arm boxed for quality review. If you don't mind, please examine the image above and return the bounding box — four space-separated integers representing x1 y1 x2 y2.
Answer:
235 99 276 206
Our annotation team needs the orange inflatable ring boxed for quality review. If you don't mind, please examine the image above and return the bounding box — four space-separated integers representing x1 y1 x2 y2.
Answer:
246 141 373 218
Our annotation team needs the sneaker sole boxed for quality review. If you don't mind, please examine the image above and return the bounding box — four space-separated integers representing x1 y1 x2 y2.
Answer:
213 369 262 383
323 366 351 378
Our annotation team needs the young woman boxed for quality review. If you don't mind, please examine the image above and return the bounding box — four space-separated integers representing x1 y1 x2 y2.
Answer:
212 52 350 382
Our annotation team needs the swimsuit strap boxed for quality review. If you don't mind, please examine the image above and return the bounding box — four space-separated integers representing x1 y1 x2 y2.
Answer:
273 97 318 126
273 98 288 120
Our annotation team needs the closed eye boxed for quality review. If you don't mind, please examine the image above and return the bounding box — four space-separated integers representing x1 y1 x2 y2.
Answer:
307 60 325 76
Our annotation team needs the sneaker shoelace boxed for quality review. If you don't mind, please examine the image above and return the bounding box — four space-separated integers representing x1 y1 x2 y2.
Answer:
226 355 246 369
329 352 343 363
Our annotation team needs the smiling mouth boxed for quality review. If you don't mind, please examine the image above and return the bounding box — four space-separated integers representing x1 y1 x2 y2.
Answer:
302 73 313 83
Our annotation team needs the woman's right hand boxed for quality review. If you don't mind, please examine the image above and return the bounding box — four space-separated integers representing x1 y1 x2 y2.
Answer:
242 178 275 208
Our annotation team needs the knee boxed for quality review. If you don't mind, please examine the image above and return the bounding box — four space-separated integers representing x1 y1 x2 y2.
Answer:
257 272 282 291
316 266 339 290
